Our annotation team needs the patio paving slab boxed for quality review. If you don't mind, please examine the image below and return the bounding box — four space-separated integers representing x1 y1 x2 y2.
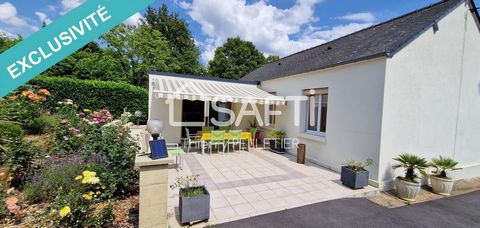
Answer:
167 148 378 227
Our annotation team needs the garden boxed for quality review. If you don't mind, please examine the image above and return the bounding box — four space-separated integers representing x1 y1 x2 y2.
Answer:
0 81 145 227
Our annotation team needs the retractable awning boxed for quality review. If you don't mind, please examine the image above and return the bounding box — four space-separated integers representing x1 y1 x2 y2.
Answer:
150 73 285 105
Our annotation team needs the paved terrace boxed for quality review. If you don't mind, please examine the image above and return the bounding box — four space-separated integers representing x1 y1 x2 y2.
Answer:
167 149 378 227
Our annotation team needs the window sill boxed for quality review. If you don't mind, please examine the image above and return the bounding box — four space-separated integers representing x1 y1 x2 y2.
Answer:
298 133 327 143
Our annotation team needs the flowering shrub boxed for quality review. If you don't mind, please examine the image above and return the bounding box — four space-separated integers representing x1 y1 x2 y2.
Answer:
83 125 139 196
24 153 108 203
51 170 112 227
0 88 50 133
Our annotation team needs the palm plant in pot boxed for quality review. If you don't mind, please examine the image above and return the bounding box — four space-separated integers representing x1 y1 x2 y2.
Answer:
268 130 286 153
429 156 461 196
341 158 373 189
170 175 210 225
392 153 428 202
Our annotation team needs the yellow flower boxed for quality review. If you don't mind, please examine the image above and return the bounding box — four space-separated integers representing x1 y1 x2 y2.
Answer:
82 171 96 177
88 177 100 184
75 175 83 180
81 171 99 184
83 109 92 113
82 194 93 200
59 206 71 218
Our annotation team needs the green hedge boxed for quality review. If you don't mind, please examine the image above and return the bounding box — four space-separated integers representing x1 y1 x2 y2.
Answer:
29 77 148 123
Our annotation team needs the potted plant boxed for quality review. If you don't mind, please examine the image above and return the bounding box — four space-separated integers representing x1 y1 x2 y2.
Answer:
429 156 461 196
341 158 373 189
392 153 428 201
268 130 286 153
170 175 210 225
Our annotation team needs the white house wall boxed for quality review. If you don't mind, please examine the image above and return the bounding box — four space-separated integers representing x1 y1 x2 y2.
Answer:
148 81 183 143
380 3 480 189
259 58 387 181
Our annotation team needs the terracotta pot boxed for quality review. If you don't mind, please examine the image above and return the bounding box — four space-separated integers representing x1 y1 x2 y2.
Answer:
430 175 454 196
395 177 421 202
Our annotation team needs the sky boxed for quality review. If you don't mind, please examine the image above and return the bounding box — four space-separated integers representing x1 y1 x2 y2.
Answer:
1 0 478 64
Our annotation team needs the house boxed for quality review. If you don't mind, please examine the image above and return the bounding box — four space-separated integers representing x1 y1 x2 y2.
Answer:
148 0 480 190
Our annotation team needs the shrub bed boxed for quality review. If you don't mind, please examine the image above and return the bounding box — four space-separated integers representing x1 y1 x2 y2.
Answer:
29 77 148 123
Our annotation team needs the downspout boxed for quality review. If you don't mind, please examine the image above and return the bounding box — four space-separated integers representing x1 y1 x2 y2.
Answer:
452 7 470 160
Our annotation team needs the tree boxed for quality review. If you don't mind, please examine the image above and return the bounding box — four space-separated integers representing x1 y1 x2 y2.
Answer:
101 24 173 87
43 42 129 82
207 37 266 79
0 33 22 54
266 55 280 62
144 4 205 75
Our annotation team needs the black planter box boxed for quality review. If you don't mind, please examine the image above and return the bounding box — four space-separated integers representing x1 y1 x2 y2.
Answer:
340 166 369 189
179 186 210 225
269 139 286 153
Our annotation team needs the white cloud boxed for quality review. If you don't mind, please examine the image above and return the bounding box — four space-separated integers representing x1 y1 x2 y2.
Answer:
124 13 144 26
337 12 375 23
60 0 85 15
0 28 14 37
182 0 375 64
0 2 28 27
178 1 192 10
35 12 52 25
185 0 326 63
305 22 374 41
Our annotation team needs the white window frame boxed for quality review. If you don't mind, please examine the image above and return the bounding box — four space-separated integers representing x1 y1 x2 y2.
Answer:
305 89 327 136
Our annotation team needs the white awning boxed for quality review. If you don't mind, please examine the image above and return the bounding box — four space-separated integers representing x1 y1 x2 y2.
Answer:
150 74 285 105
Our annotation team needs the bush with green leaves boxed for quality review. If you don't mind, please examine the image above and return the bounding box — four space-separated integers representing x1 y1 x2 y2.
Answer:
29 113 60 134
83 124 139 196
393 153 428 183
0 121 23 160
0 95 41 133
29 76 148 123
429 156 461 179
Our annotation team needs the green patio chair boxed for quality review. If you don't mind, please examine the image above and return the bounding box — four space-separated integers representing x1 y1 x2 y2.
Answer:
209 130 226 154
227 130 244 153
219 125 230 132
250 127 257 147
167 143 186 170
202 126 214 133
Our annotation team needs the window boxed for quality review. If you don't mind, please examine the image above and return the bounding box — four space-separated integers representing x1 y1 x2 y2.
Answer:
304 88 328 135
268 92 277 125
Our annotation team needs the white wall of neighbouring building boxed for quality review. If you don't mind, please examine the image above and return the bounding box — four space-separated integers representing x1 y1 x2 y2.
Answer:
379 3 480 190
259 58 387 182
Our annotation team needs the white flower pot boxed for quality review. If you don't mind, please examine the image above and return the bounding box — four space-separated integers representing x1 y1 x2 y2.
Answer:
430 175 454 196
395 177 421 202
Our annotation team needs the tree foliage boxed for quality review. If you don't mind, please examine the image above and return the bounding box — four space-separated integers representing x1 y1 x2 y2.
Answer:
144 4 205 75
0 33 22 54
44 42 129 83
101 24 172 87
207 37 266 79
266 55 280 62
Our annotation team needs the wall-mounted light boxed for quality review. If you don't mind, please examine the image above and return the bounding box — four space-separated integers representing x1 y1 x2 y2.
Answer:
433 22 439 33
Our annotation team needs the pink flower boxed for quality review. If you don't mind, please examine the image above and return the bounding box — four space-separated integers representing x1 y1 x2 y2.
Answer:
63 136 69 141
60 119 69 125
68 127 80 133
79 112 85 117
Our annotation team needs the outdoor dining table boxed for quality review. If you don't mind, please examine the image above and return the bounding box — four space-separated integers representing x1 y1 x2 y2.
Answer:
199 131 253 154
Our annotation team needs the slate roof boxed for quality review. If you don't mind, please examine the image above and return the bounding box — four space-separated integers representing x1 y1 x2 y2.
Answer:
241 0 467 82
